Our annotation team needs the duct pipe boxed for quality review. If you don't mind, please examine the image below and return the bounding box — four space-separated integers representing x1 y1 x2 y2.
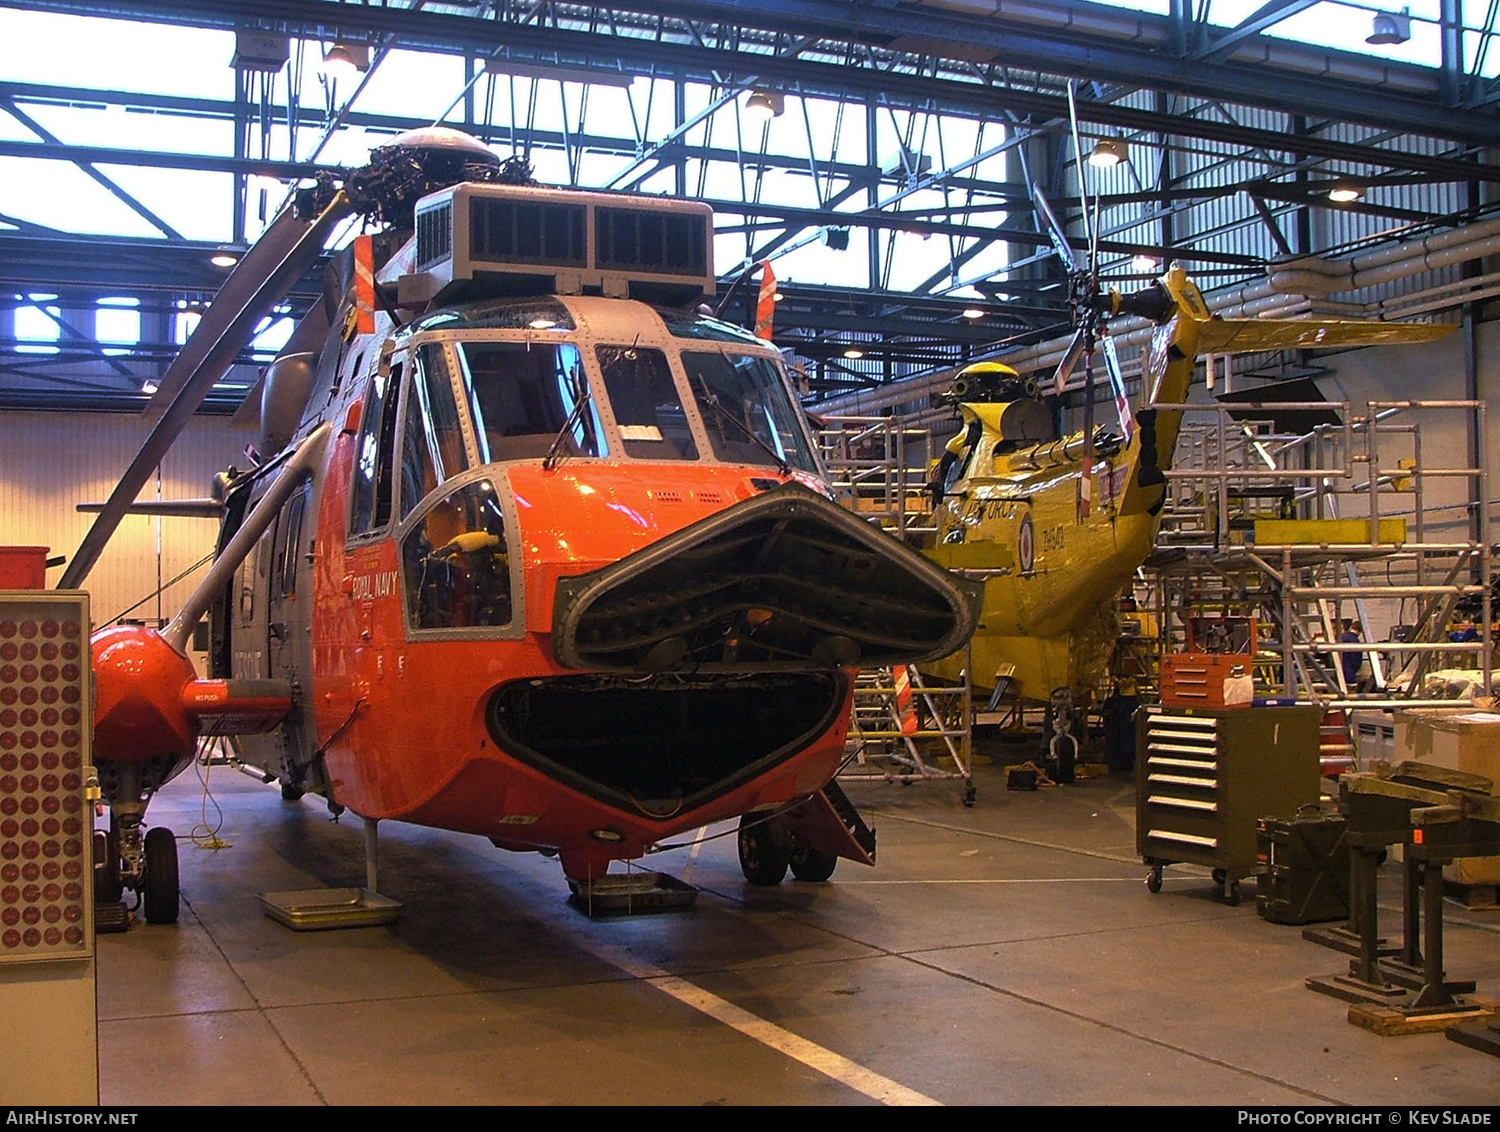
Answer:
814 215 1500 417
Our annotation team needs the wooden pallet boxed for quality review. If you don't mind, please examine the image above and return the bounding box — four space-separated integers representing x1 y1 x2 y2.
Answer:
1348 998 1500 1037
1444 879 1499 909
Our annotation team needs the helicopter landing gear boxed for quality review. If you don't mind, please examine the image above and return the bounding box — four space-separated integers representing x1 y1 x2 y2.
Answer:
1046 688 1079 784
98 804 180 925
93 827 123 903
280 781 305 801
788 838 838 883
143 827 180 924
737 813 793 885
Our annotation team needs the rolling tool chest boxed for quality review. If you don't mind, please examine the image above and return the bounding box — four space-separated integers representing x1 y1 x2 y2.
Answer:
1137 704 1323 902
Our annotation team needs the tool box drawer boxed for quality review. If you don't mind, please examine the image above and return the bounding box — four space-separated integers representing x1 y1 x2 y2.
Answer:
1137 705 1323 897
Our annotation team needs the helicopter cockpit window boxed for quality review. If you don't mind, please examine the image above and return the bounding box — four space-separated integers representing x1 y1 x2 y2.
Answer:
402 480 513 631
458 341 606 462
349 361 402 538
596 345 698 460
399 343 469 521
680 351 816 473
941 419 983 497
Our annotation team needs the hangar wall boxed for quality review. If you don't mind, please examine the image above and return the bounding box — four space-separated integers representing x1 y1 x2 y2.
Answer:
0 410 242 634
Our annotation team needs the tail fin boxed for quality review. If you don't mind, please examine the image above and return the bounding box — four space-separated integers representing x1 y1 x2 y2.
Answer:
1112 266 1451 518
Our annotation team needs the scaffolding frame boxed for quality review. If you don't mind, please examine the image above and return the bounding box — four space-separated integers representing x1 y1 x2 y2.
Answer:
1143 398 1491 713
816 415 938 541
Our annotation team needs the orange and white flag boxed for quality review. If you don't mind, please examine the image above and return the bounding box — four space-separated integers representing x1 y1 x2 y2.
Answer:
893 665 918 736
352 234 376 336
754 260 777 340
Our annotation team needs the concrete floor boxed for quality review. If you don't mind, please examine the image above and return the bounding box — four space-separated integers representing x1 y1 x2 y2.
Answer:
94 757 1500 1107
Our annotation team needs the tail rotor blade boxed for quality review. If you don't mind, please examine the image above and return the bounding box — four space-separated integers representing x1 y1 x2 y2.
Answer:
59 189 353 590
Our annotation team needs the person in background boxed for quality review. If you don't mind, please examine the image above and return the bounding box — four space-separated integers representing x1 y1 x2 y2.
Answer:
1338 618 1363 689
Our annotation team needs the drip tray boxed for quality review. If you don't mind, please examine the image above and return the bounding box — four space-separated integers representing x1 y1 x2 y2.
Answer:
258 887 403 931
566 871 698 918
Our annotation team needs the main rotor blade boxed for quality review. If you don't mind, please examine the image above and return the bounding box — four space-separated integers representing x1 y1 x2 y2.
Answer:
142 204 329 423
1065 81 1095 267
228 249 348 433
1031 183 1077 275
1051 324 1087 395
60 190 352 590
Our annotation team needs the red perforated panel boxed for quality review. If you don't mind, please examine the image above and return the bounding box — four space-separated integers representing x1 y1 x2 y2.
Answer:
0 594 91 962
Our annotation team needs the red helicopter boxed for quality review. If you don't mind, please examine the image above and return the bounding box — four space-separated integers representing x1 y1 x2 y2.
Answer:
67 128 982 922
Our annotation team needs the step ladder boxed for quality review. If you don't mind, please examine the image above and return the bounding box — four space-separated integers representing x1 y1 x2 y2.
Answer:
841 661 975 804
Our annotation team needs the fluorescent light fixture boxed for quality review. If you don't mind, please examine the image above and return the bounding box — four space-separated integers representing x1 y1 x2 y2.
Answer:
842 347 864 359
1327 184 1363 203
210 249 240 268
479 59 634 88
1088 137 1127 168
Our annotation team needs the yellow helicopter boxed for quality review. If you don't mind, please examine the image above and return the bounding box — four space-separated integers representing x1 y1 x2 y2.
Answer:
920 260 1451 768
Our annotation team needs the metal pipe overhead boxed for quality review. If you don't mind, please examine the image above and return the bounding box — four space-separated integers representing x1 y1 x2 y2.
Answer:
813 216 1500 416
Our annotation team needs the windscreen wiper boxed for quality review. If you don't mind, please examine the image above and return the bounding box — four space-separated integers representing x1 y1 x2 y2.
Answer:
694 377 791 476
543 366 594 470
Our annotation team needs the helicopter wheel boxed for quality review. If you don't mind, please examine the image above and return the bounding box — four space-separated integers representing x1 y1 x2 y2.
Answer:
1049 734 1078 784
142 827 179 925
737 814 792 886
92 828 122 903
280 782 305 802
1145 865 1163 894
788 838 838 883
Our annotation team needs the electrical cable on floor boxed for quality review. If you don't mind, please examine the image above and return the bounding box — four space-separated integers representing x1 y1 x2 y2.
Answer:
645 748 865 855
188 731 232 850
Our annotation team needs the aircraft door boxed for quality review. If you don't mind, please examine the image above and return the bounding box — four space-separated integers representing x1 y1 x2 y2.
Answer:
230 497 274 682
265 480 318 788
267 481 312 682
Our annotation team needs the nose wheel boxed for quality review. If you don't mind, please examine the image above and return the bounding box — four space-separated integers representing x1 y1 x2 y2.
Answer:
737 813 793 885
142 827 180 924
788 839 838 883
95 815 179 925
